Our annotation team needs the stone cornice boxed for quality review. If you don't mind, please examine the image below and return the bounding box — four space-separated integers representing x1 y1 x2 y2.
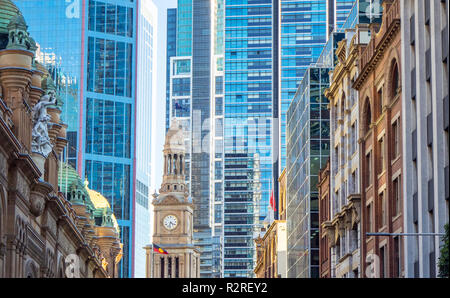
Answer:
353 0 400 90
323 193 361 248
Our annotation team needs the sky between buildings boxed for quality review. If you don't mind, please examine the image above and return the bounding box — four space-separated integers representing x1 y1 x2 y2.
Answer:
151 0 177 192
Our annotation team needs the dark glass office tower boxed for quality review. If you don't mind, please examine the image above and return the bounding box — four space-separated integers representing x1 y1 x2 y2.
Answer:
166 0 224 277
285 31 343 278
166 8 177 132
16 0 138 277
286 65 332 278
222 0 352 277
272 0 355 217
224 0 273 277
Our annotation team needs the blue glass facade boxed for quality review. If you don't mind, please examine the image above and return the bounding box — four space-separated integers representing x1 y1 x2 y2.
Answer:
224 0 273 277
166 8 177 132
15 0 82 170
84 0 136 278
16 0 138 278
279 0 330 172
337 0 383 32
278 0 356 170
273 0 354 219
166 0 224 278
285 31 343 278
286 66 331 278
334 0 356 29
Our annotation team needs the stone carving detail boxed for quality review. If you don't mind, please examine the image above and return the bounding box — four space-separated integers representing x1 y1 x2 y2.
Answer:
43 248 55 278
29 192 45 217
31 93 57 157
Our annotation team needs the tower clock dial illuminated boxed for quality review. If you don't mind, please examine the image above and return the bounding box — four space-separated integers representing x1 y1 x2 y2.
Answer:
163 215 178 230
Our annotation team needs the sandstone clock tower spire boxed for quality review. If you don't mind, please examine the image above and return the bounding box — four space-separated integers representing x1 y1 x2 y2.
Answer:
145 120 200 278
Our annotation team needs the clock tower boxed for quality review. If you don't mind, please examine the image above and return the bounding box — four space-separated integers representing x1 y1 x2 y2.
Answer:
145 120 200 278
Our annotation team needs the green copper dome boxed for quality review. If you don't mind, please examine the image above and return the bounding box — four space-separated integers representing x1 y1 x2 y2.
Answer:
0 0 20 35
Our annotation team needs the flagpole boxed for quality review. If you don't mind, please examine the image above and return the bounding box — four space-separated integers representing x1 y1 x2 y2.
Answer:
151 244 154 278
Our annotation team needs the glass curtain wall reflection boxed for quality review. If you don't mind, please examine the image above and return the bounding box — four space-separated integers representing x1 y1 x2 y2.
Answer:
286 66 331 278
224 0 272 277
15 0 82 170
17 0 138 278
84 0 137 278
166 0 224 277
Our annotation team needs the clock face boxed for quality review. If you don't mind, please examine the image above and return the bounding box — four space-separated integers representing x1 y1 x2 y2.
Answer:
163 215 178 230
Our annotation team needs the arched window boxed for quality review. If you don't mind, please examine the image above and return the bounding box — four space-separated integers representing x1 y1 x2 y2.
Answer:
25 260 37 278
391 61 400 98
167 155 172 174
340 95 345 119
173 154 178 175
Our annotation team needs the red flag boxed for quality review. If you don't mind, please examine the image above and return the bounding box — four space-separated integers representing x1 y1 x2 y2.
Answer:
270 190 276 212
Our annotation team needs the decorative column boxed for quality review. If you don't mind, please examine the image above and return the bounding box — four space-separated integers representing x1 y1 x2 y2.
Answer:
29 69 44 108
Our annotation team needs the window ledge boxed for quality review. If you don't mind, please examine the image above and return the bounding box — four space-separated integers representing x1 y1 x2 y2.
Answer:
391 155 401 166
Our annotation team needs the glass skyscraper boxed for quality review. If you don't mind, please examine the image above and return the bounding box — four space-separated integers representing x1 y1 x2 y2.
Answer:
274 0 355 211
284 0 382 279
222 0 354 277
286 64 332 278
15 0 82 170
134 0 157 278
166 0 224 278
16 0 139 277
166 8 177 132
224 0 273 277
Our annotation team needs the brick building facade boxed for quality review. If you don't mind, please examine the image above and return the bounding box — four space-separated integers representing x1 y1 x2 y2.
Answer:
353 0 404 278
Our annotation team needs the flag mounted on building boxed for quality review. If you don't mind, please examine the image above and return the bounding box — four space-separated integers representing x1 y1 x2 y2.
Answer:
270 189 276 212
153 244 168 255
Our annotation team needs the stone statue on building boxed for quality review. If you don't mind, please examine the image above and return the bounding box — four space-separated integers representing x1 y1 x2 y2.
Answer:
31 92 57 157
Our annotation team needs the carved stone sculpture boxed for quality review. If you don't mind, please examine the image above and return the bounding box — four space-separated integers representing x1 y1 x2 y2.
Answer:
31 92 57 157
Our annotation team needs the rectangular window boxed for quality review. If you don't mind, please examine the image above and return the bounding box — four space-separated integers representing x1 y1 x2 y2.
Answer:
366 152 372 186
168 257 172 278
380 246 386 278
175 257 180 278
394 237 401 277
392 120 400 159
379 137 385 174
393 177 401 216
378 88 383 116
367 203 373 233
379 191 386 228
160 257 165 278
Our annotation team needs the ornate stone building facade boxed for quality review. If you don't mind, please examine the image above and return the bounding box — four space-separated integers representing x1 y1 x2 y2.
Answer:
322 25 371 278
353 0 404 278
254 169 287 278
0 0 121 278
145 120 200 278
